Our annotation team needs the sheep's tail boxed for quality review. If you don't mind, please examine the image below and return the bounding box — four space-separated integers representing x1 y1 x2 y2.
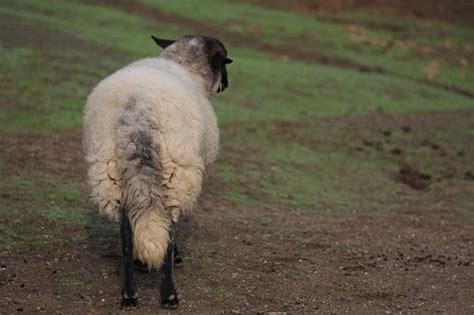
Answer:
116 96 170 269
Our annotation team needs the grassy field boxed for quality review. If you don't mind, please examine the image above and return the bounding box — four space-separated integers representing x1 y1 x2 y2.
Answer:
0 0 473 312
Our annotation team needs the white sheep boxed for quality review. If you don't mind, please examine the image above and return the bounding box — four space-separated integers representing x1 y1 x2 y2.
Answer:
82 35 232 309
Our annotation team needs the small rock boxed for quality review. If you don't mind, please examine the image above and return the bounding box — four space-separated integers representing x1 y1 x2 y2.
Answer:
242 237 254 246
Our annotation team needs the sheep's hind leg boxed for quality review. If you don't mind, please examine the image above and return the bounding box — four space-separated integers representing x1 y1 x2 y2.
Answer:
133 259 150 273
121 214 138 308
160 228 179 309
173 239 183 267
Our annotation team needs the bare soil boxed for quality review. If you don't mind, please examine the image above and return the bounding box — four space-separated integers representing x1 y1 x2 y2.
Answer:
0 14 118 57
0 130 84 180
1 204 473 313
242 0 474 26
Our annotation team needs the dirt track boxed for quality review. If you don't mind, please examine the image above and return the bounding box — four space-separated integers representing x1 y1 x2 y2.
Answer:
2 203 473 312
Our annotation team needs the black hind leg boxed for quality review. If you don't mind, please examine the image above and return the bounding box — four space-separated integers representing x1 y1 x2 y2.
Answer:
121 214 138 308
160 228 179 309
133 259 150 273
173 240 183 267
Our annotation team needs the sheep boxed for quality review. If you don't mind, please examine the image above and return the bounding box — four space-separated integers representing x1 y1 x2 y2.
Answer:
82 34 233 309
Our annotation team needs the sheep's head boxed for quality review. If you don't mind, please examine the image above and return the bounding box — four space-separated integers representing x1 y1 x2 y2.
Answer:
152 35 233 95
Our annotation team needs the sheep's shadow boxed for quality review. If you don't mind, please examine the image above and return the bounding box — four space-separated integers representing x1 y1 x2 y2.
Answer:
83 207 120 262
82 205 201 290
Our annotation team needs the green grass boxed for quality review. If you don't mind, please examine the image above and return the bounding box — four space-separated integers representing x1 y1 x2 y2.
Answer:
216 118 474 217
0 172 93 248
139 0 474 91
1 0 473 131
216 54 473 125
0 0 473 251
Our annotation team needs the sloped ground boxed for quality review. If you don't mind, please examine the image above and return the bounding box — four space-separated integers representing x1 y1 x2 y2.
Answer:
243 0 474 26
0 0 473 313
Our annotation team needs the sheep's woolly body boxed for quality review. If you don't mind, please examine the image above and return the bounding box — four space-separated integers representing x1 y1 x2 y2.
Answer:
83 58 219 268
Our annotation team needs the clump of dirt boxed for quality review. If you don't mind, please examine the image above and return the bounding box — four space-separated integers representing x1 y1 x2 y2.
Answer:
398 165 431 190
421 140 442 151
401 125 411 133
390 147 402 155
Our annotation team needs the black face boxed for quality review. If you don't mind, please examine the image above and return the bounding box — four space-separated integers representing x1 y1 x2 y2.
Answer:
211 53 233 93
152 35 233 93
204 36 233 93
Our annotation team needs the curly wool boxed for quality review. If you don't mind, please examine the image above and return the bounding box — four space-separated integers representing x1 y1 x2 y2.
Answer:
82 57 219 268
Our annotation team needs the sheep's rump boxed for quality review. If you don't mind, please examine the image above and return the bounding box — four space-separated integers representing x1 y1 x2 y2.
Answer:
82 58 219 267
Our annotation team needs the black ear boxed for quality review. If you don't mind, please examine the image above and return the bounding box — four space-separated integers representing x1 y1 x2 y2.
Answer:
224 58 233 65
151 35 175 49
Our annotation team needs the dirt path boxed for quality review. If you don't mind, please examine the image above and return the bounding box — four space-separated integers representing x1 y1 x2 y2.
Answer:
2 204 473 313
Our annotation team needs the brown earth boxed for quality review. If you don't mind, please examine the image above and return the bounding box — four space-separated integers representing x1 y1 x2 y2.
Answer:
1 202 473 313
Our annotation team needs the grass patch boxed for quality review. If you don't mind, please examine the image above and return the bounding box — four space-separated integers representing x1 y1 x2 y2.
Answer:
139 0 474 90
0 172 94 249
214 114 474 219
2 1 472 132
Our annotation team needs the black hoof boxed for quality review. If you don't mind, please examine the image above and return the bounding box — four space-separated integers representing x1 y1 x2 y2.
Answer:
121 296 138 309
174 256 183 267
161 294 179 309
